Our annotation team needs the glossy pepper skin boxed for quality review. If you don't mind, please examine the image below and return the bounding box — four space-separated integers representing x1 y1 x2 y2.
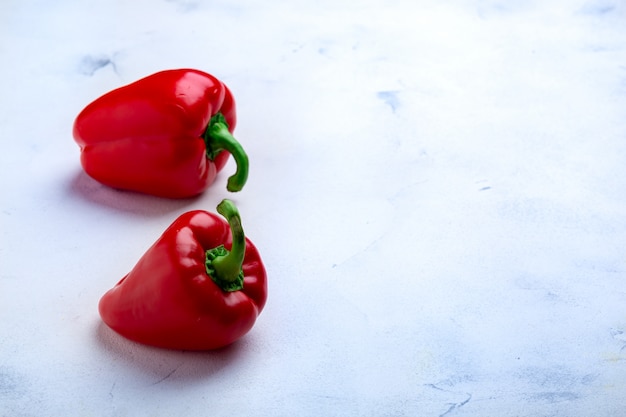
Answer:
99 200 267 350
73 69 248 198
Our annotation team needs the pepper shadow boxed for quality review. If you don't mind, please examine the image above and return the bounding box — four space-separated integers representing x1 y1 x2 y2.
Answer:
67 168 204 217
94 320 251 385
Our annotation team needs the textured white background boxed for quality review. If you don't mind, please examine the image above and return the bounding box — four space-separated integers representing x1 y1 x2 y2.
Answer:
1 0 626 415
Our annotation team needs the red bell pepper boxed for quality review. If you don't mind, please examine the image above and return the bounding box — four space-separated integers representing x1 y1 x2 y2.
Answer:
98 199 267 350
73 69 248 198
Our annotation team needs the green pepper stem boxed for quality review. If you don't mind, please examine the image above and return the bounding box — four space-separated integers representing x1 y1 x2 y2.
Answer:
203 113 249 192
205 199 246 292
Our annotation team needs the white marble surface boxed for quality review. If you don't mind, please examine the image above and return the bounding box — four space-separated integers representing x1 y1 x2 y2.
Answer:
1 0 626 415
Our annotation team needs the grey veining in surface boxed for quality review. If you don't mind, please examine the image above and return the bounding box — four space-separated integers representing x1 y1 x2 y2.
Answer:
1 0 625 415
